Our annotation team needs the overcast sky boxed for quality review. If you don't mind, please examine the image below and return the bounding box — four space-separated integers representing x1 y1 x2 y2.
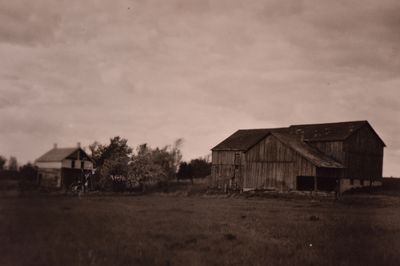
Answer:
0 0 399 176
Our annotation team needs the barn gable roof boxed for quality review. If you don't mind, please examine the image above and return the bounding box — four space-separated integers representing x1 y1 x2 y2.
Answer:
271 133 344 168
212 120 385 151
36 147 90 163
211 127 288 151
289 120 366 142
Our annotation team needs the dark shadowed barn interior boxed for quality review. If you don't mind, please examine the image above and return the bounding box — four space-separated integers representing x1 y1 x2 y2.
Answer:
211 121 385 193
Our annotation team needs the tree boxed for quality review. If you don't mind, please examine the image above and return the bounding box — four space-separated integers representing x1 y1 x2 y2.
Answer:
89 137 183 191
170 138 183 178
8 156 18 171
19 162 38 180
128 144 166 191
89 137 133 190
177 157 211 182
177 162 193 181
19 162 39 189
88 141 103 166
190 158 211 179
89 137 132 170
0 156 6 171
128 139 184 191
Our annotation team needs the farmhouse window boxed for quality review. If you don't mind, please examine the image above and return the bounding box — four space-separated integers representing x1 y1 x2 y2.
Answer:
360 179 364 186
350 179 354 185
71 160 75 168
81 161 85 169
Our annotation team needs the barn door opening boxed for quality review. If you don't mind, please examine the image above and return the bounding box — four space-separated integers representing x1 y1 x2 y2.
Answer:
296 176 315 191
230 153 241 190
316 177 337 192
230 165 241 190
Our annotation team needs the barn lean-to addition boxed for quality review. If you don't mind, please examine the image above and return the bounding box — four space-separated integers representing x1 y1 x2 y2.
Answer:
210 121 385 193
35 143 94 189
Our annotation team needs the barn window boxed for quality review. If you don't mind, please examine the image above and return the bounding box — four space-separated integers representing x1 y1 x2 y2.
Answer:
234 153 241 165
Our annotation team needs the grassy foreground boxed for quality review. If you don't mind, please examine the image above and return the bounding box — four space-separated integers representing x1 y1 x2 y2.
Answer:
1 193 400 266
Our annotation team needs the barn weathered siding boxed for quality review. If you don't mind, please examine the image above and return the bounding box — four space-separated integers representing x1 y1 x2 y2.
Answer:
211 121 385 192
244 135 316 190
343 125 384 180
307 141 346 179
211 151 245 189
308 141 345 164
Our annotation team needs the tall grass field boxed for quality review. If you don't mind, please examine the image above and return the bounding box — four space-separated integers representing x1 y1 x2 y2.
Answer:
1 193 400 266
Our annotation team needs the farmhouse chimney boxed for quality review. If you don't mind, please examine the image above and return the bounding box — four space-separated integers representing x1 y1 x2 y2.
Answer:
77 142 81 148
53 143 57 149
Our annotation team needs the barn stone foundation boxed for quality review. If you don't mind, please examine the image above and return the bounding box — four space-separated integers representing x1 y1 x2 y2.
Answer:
340 179 382 193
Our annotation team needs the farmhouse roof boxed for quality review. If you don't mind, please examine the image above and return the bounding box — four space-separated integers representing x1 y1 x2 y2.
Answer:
212 120 383 151
36 147 82 162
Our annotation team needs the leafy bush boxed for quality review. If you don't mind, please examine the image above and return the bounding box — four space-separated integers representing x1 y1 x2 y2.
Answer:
90 137 184 192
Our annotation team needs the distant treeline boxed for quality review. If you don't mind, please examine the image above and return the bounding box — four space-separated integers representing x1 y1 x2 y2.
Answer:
0 136 211 192
0 156 38 181
0 156 39 191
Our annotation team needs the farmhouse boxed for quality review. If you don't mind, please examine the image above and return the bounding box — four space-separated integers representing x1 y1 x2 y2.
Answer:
211 121 385 193
35 143 94 189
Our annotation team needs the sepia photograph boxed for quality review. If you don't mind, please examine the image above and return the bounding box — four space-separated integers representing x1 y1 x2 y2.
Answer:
0 0 400 265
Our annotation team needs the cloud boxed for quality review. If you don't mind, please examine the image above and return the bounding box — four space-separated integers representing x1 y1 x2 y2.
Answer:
279 0 400 75
0 1 63 45
0 0 399 175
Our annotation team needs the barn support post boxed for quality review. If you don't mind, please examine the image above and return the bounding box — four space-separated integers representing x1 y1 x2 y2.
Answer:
369 177 372 193
334 179 341 199
314 176 318 192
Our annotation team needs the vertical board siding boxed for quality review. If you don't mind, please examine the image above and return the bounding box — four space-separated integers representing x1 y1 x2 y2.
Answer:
309 141 345 164
211 124 385 190
344 125 384 180
244 135 315 190
211 150 245 188
308 141 346 178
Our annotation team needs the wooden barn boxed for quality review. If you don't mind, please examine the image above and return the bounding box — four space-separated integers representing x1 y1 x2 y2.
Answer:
211 121 385 193
35 143 94 189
